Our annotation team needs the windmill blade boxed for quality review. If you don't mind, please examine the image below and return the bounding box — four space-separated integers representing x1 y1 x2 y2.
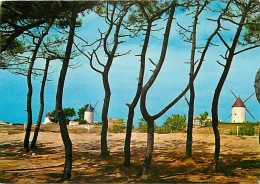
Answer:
230 90 238 99
246 108 255 120
243 92 255 103
228 113 232 117
94 111 99 117
94 100 99 108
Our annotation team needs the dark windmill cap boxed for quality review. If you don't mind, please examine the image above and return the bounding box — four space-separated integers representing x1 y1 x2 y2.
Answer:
46 112 52 118
232 97 246 108
85 104 94 112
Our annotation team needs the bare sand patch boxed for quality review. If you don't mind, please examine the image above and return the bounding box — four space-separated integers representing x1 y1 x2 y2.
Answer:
0 125 259 183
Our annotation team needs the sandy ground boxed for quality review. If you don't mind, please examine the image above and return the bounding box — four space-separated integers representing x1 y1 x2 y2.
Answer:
0 125 259 183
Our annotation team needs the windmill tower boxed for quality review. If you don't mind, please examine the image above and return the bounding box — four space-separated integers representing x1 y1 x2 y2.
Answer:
43 112 52 124
84 101 99 124
230 90 255 123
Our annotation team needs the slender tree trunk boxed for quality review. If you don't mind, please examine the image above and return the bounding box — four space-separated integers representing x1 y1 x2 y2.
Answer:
30 58 50 149
138 3 176 176
100 72 111 157
211 6 248 168
185 5 200 157
124 107 134 166
123 21 151 166
137 118 154 176
56 13 77 181
186 84 195 157
24 23 52 151
99 4 129 157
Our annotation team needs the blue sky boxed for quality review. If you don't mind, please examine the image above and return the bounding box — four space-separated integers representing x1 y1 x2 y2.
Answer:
0 3 259 126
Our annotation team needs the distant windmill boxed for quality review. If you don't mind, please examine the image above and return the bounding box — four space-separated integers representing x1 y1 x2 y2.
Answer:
84 100 99 124
230 90 255 123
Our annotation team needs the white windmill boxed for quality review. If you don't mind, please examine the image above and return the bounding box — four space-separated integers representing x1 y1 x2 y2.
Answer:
84 101 99 124
230 90 255 123
43 112 53 124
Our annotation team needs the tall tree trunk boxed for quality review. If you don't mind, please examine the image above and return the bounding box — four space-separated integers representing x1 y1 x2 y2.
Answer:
123 21 151 166
30 58 50 149
211 5 248 168
137 118 154 176
100 72 111 157
138 3 176 176
124 107 134 166
186 84 195 157
99 4 129 157
24 23 52 151
56 13 77 181
185 4 200 157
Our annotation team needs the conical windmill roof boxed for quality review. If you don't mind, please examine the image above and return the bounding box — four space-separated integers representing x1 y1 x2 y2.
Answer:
232 97 246 108
46 112 52 118
85 104 94 112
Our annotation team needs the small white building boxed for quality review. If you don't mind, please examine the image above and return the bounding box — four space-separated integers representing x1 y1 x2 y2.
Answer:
84 104 94 124
193 116 212 126
108 119 125 126
43 112 53 124
69 121 79 126
231 97 246 123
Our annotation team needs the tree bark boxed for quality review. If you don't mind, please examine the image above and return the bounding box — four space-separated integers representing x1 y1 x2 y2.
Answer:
185 2 203 158
100 72 111 157
99 4 129 157
30 58 50 149
186 84 195 157
138 3 176 176
56 13 77 181
123 21 151 166
24 23 52 152
123 107 134 166
137 118 154 176
211 2 249 168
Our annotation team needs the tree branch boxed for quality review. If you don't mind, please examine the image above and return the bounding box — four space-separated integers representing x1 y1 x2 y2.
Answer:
234 44 260 55
217 32 230 50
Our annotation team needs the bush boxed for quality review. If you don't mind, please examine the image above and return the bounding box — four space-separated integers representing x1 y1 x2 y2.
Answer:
162 114 186 133
137 118 147 133
239 122 255 136
227 129 236 135
157 126 171 134
109 124 125 133
78 119 87 125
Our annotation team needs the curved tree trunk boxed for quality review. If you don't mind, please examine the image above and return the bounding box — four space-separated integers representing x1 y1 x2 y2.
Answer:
24 23 52 152
30 58 50 149
123 21 151 166
211 7 248 168
100 72 111 157
56 13 77 181
99 4 130 157
138 3 176 176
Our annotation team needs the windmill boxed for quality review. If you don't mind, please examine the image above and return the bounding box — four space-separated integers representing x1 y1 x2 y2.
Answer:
230 90 255 123
84 100 99 124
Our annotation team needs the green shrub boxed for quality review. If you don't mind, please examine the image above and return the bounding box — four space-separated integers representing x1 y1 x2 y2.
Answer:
137 118 147 133
157 126 171 134
78 119 87 125
163 114 186 133
227 129 236 135
239 122 255 136
109 124 125 133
